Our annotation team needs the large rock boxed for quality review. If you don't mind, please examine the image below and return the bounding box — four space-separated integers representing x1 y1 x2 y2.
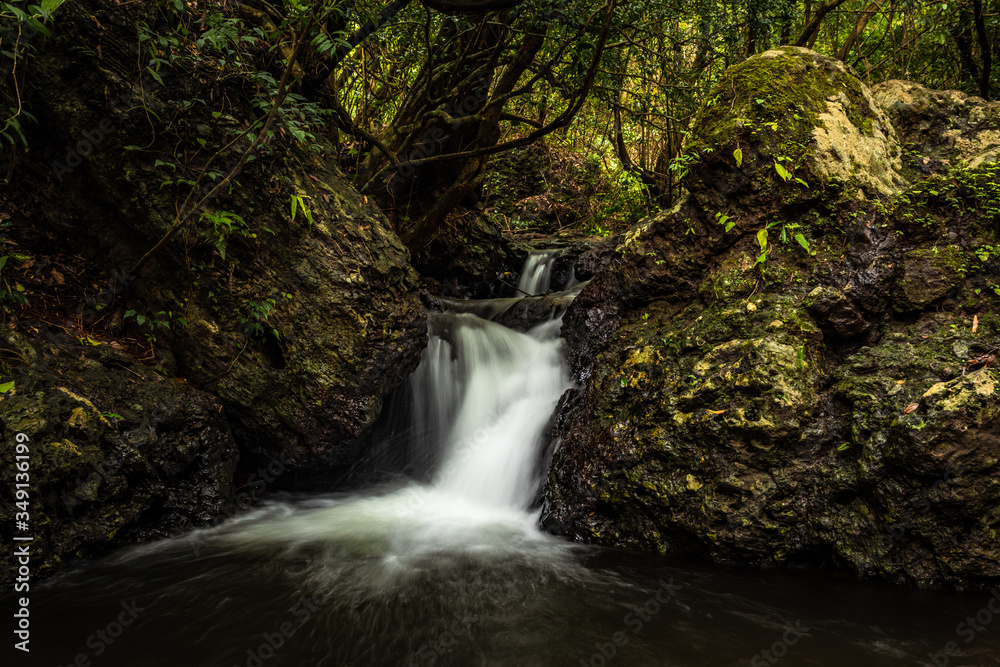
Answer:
0 328 238 585
683 46 906 221
8 0 427 489
542 49 1000 590
872 80 1000 168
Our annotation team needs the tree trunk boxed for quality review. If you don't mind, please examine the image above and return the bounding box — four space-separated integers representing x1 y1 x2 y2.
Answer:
954 10 982 84
972 0 992 99
837 2 880 62
795 0 851 48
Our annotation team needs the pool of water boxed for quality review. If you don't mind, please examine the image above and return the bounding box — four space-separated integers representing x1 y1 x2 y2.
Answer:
14 486 1000 667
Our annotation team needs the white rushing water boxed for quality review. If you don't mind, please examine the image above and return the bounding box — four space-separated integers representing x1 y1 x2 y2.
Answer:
517 249 558 295
423 315 570 509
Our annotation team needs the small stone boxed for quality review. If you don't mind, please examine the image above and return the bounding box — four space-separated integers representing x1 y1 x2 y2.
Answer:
685 474 703 491
68 406 88 428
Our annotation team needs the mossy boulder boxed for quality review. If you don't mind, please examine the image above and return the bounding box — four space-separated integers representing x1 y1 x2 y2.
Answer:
684 46 906 220
872 80 1000 168
0 328 238 586
8 0 428 490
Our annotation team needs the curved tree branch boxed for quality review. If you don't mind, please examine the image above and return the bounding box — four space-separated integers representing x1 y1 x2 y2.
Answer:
794 0 850 48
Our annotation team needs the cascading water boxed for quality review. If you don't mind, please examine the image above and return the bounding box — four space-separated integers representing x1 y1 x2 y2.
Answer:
517 249 559 295
413 313 570 509
20 253 1000 667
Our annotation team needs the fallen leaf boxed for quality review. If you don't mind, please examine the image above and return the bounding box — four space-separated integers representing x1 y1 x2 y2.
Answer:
973 315 979 334
51 269 65 285
707 409 726 415
903 403 919 414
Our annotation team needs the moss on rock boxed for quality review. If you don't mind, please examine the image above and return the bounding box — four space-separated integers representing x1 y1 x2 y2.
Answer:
684 46 906 219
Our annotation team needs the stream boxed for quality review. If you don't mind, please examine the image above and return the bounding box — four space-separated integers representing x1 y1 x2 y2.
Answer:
17 251 1000 666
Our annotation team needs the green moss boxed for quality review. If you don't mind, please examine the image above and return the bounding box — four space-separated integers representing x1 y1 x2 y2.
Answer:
689 48 865 171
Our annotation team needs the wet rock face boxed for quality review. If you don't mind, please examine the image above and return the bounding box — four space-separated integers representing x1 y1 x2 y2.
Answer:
0 329 238 586
893 246 965 312
544 49 1000 590
170 168 428 490
414 211 512 299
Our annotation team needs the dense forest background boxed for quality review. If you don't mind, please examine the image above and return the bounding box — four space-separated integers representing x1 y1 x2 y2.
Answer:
1 0 998 250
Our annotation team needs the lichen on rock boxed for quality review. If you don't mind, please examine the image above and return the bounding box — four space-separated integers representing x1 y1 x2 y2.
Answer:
683 46 906 218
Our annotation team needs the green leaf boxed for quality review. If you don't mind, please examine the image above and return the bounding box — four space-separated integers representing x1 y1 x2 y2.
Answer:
725 221 735 232
0 380 14 394
25 18 50 37
733 147 743 168
136 314 146 326
794 233 810 251
774 162 792 182
756 228 768 251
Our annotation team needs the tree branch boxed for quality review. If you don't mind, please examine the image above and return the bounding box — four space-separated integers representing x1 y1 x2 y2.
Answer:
794 0 851 47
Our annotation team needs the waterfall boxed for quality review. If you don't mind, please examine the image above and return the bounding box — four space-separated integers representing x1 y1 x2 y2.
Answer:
416 315 569 509
30 249 993 667
406 257 571 510
517 249 559 295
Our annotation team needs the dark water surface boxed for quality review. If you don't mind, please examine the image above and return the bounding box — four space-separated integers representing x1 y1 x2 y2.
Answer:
11 487 1000 667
